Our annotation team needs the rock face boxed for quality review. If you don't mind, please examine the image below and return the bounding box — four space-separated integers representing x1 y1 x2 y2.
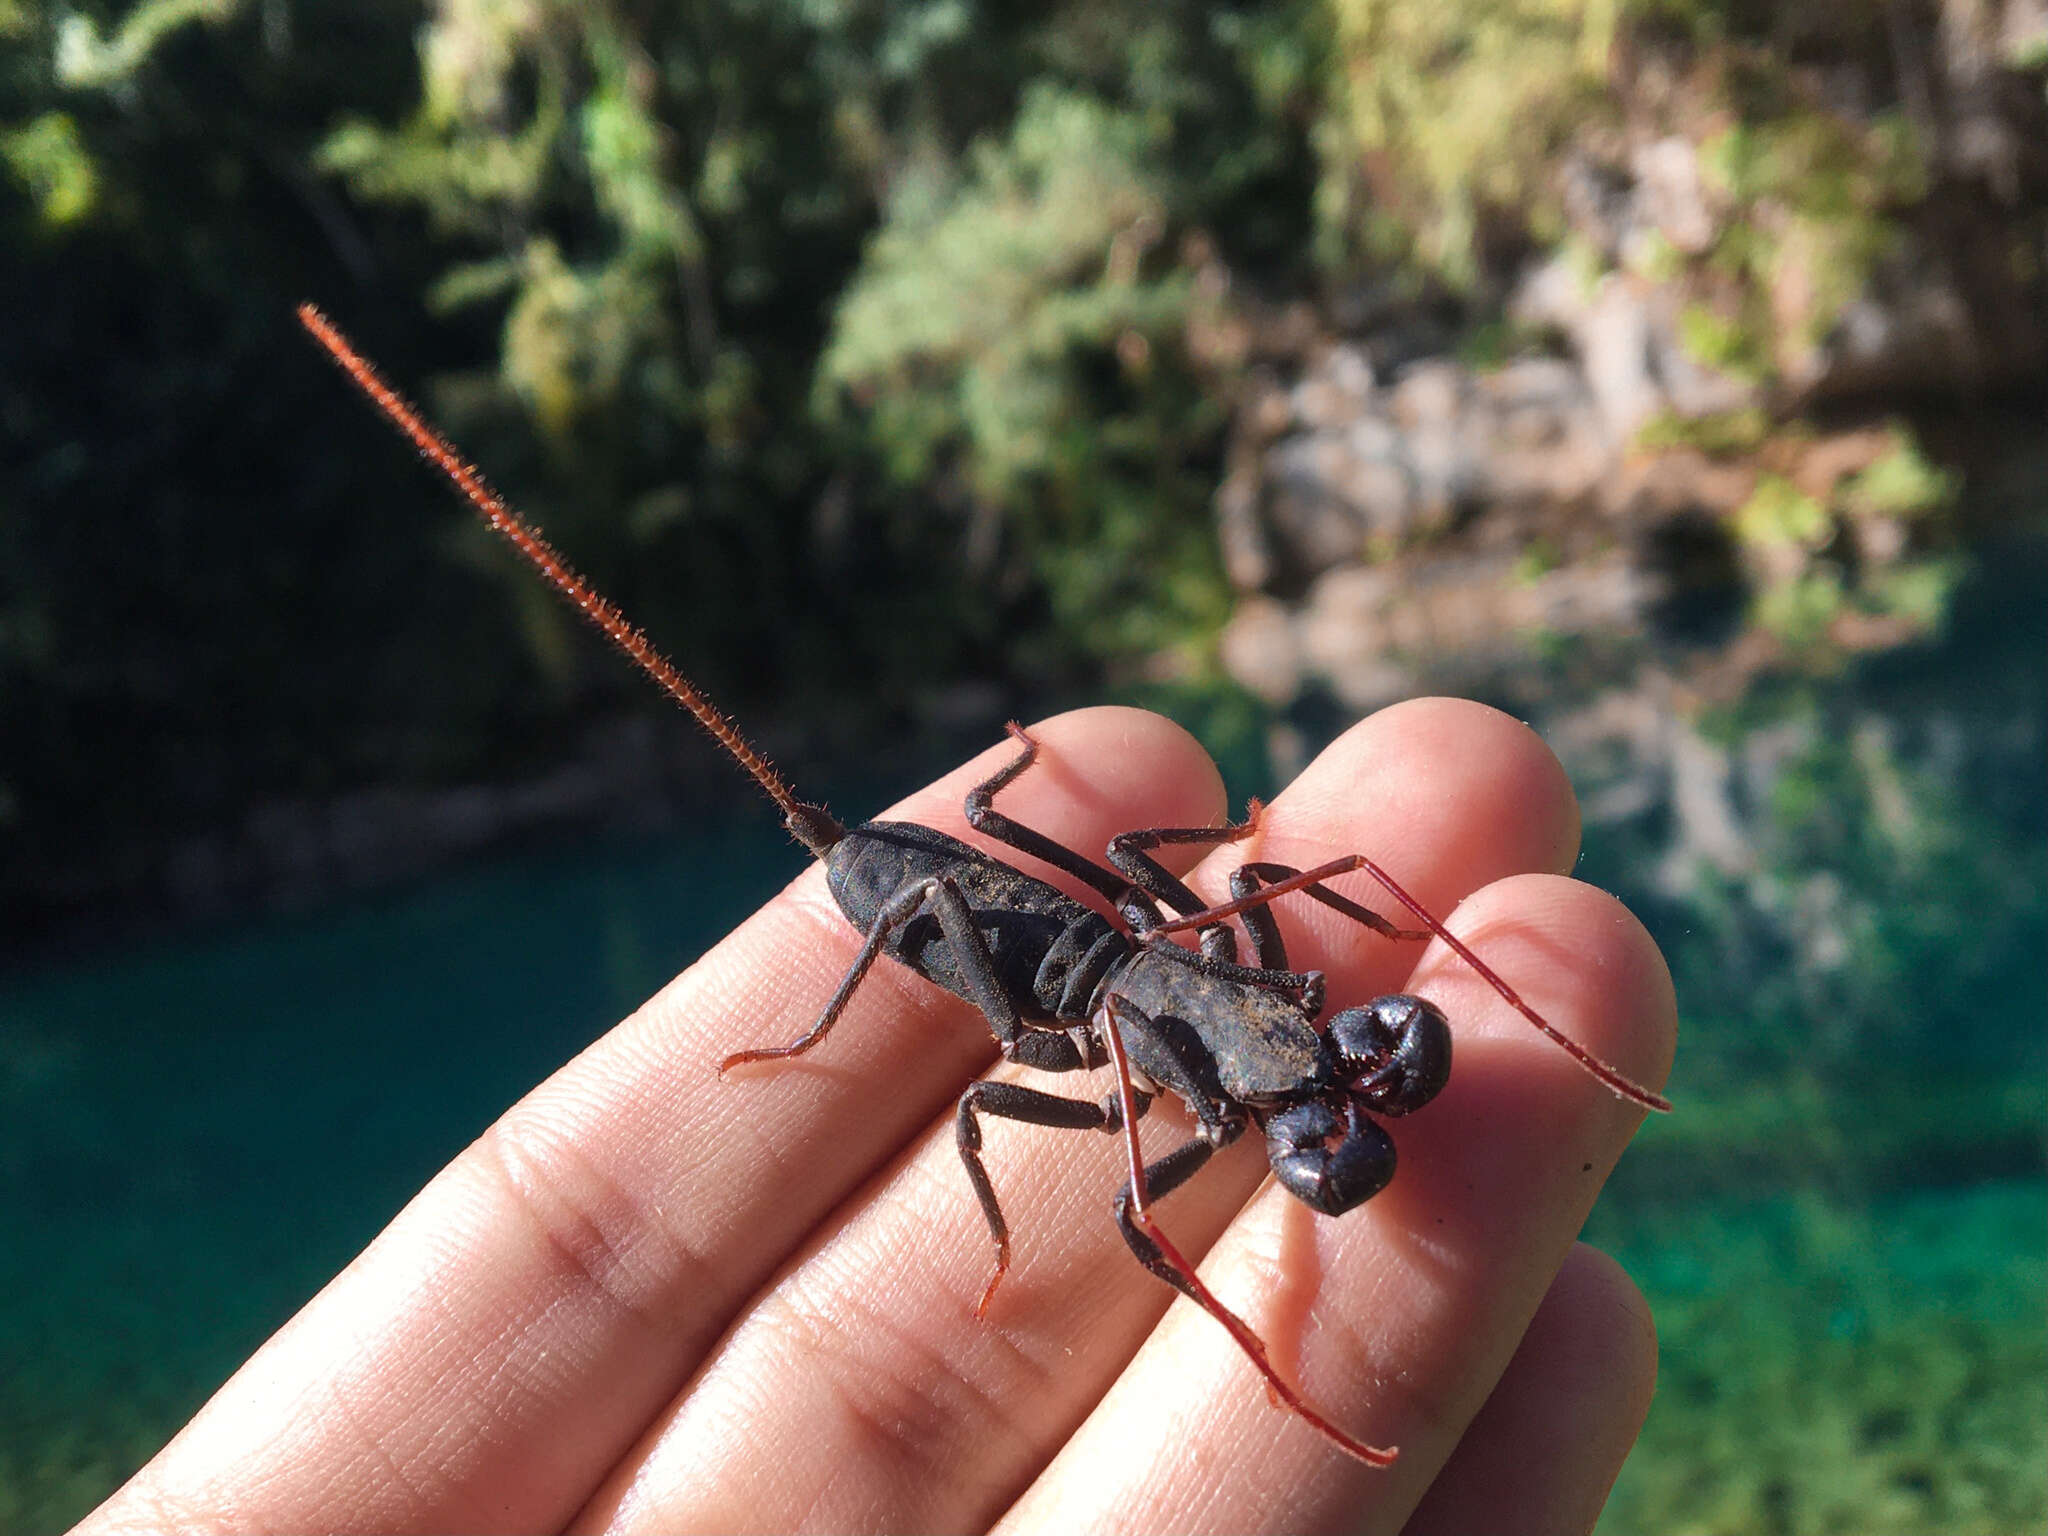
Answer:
1213 5 2045 717
1218 348 1612 598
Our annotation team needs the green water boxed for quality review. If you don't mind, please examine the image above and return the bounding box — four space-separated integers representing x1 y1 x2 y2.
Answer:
0 827 794 1532
1595 1180 2045 1535
5 550 2044 1534
1576 533 2048 1534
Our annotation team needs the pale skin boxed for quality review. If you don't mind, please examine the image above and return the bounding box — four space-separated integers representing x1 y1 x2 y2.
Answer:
79 698 1676 1536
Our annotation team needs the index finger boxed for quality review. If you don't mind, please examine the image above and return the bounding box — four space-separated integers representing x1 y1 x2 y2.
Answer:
81 706 1224 1536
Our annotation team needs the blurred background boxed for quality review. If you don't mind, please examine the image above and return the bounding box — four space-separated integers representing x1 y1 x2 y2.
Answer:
2 1 2043 1530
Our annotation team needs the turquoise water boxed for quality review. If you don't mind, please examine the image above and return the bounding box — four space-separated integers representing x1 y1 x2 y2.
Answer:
1577 532 2047 1533
0 827 794 1531
1594 1180 2044 1534
5 546 2043 1533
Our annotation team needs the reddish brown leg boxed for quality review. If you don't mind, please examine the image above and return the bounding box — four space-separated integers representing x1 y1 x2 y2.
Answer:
719 866 1043 1076
1146 856 1673 1113
1233 860 1429 945
1098 998 1399 1467
715 874 929 1073
1106 797 1267 961
954 1079 1143 1318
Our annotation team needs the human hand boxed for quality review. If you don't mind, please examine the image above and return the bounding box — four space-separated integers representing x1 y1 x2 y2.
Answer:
79 699 1675 1535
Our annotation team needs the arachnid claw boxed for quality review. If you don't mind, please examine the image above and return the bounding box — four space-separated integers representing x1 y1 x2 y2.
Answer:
974 1259 1008 1320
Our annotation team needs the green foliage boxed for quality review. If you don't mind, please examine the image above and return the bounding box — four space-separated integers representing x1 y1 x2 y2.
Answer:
1697 109 1926 212
819 86 1231 660
821 90 1176 490
1690 105 1925 371
0 0 2024 939
293 0 1318 688
1317 0 1615 285
1864 557 1965 631
1841 428 1960 520
1592 1181 2048 1535
1304 0 1938 379
1634 405 1773 456
0 109 96 224
0 0 1325 925
1511 536 1564 583
1751 571 1844 646
1676 300 1772 383
50 0 233 89
1733 475 1831 550
1716 423 1966 661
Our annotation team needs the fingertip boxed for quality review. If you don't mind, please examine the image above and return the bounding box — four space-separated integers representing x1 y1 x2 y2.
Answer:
1401 1241 1658 1536
1271 697 1582 887
1036 704 1232 824
1409 872 1677 1126
1212 700 1585 1000
1555 1242 1660 1429
887 705 1228 841
1359 698 1580 869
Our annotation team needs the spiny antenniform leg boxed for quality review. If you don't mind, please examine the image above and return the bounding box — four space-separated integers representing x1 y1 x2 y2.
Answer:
1097 996 1400 1467
1147 856 1673 1113
954 1080 1149 1317
1233 861 1429 944
720 871 1020 1073
1217 861 1426 987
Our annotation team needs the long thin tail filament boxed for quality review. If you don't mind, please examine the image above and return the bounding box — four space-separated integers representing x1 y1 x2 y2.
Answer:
298 303 829 840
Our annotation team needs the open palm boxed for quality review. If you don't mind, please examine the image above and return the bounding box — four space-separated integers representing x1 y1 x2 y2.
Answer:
81 700 1675 1536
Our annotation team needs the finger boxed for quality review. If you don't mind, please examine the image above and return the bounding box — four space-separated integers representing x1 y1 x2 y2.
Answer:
573 699 1586 1534
79 707 1223 1536
1404 1243 1658 1536
997 872 1676 1535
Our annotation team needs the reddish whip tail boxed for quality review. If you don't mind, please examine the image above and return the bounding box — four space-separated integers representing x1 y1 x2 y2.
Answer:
297 303 843 856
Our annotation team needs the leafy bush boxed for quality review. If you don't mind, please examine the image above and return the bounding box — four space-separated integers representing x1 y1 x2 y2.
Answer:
819 86 1232 663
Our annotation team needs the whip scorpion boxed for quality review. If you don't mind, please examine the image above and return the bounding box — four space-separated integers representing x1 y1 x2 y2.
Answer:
300 303 1671 1465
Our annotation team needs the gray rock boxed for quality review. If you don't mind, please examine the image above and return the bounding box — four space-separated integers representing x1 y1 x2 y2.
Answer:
1576 275 1661 444
1631 136 1716 255
1468 359 1609 504
1218 596 1304 706
1289 344 1376 428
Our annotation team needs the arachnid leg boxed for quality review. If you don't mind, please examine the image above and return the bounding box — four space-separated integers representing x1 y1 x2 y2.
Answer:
1147 854 1673 1112
1106 809 1331 1009
954 1080 1150 1317
962 723 1140 908
720 870 1029 1073
1107 1134 1225 1295
1211 863 1327 1014
1107 802 1264 961
1097 995 1399 1467
1227 863 1295 971
1232 861 1430 944
968 728 1267 967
